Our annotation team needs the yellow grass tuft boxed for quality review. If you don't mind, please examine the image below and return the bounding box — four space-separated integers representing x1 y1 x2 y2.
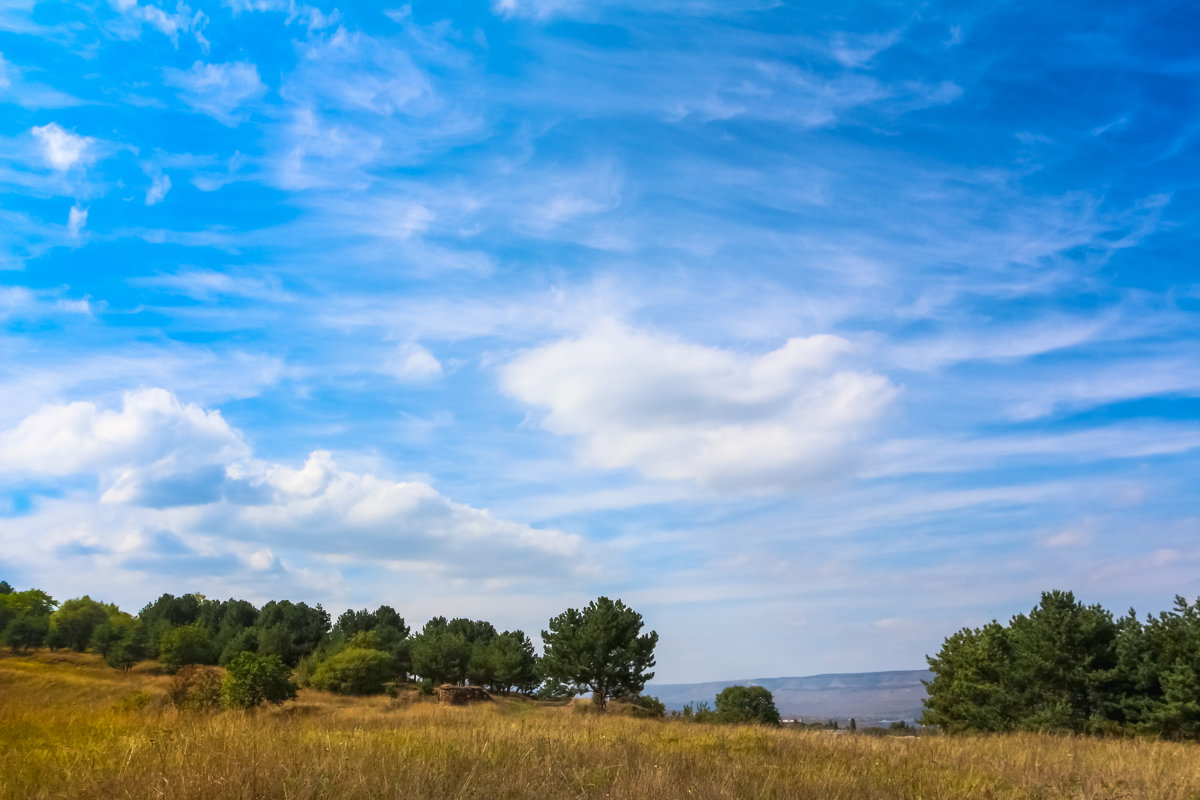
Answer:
2 651 1198 799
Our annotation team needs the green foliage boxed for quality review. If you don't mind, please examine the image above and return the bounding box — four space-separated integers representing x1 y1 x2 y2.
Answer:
159 623 217 674
921 621 1020 732
91 611 148 670
49 596 112 652
535 678 575 701
631 694 666 718
253 600 330 667
140 593 204 628
0 587 58 653
309 646 395 695
0 587 56 633
922 591 1200 740
218 627 259 665
411 617 474 685
222 652 298 709
4 614 49 652
539 596 658 710
714 685 781 725
480 630 539 695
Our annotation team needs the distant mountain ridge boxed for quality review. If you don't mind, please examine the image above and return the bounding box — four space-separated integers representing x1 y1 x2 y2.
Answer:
646 669 932 724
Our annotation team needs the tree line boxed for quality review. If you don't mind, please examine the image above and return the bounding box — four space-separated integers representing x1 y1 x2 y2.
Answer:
0 581 658 709
922 590 1200 740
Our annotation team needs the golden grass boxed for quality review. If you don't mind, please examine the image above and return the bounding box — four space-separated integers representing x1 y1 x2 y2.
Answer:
2 651 1199 799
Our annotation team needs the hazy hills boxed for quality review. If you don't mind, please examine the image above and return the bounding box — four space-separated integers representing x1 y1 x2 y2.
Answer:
646 669 932 724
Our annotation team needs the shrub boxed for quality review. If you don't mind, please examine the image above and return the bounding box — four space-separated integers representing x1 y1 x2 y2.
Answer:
714 685 781 725
308 647 394 695
167 665 224 711
222 652 298 709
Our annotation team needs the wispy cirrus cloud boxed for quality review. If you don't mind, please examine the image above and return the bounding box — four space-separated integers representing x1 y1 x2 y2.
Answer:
163 61 267 125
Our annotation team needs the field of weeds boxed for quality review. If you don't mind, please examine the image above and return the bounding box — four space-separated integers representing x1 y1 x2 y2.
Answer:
3 651 1199 800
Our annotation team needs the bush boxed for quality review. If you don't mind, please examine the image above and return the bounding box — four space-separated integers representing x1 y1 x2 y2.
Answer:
222 652 298 709
308 647 394 695
167 665 224 711
617 694 666 718
714 685 781 725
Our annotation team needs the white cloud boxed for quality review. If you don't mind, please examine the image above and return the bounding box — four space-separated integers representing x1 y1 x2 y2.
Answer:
829 29 904 68
0 389 580 577
132 268 289 302
145 172 171 205
501 321 896 491
0 388 246 478
163 61 266 125
67 204 87 239
0 286 91 320
385 342 443 381
0 56 82 107
108 0 205 47
31 123 92 170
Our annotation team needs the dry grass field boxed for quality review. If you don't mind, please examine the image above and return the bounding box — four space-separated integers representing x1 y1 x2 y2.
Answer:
3 651 1199 800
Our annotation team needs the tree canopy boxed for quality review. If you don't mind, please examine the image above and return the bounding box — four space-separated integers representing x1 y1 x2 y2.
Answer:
714 685 781 725
922 590 1200 740
539 596 658 710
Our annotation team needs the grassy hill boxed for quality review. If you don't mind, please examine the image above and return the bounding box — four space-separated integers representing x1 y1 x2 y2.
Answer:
3 651 1200 799
647 669 933 724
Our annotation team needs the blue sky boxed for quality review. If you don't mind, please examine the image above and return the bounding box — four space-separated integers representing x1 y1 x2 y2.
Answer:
1 0 1198 682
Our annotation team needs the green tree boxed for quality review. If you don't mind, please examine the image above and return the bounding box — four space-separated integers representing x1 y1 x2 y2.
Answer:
90 609 148 670
0 587 56 633
253 600 330 666
1136 596 1200 739
921 621 1019 732
308 646 394 695
411 617 471 685
219 627 260 665
322 606 412 680
539 596 658 711
714 685 781 725
4 614 49 652
222 652 298 709
482 630 539 695
159 623 217 673
50 596 113 652
1006 590 1117 732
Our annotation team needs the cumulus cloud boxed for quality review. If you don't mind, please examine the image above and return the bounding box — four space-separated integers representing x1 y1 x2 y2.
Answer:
31 123 92 170
163 61 266 125
501 321 896 491
0 388 247 479
0 388 580 577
